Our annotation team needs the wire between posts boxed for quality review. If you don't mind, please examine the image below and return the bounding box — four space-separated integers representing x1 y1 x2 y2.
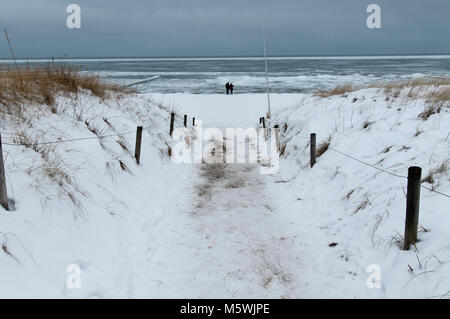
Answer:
419 184 450 199
1 130 136 147
258 125 450 199
328 147 408 179
278 127 449 199
327 147 450 199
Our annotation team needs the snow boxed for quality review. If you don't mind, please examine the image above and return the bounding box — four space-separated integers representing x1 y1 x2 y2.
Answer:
0 89 448 298
270 88 450 298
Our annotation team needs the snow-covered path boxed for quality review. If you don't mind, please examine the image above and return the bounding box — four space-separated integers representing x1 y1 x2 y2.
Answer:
67 92 423 299
78 91 447 299
61 93 391 298
2 91 447 298
138 93 392 298
139 162 298 297
130 93 306 297
159 159 302 297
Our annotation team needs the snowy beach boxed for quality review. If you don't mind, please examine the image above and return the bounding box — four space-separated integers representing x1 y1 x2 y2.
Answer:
2 0 450 305
0 84 448 298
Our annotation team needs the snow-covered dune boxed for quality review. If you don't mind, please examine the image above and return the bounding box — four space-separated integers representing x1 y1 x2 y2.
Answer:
0 84 448 298
0 91 194 298
271 84 449 298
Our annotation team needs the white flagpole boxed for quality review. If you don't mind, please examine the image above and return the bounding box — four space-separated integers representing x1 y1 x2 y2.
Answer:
262 24 272 120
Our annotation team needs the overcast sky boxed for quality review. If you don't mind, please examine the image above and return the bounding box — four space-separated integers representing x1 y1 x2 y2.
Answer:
0 0 449 58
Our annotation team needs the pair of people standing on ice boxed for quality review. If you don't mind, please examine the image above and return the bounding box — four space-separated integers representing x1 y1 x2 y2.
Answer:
225 82 234 95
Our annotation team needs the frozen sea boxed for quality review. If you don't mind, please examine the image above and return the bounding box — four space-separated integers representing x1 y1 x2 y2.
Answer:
2 55 450 94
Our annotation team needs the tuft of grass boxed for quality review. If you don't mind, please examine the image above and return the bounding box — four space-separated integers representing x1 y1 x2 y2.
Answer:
427 86 450 104
362 120 374 129
279 144 287 156
422 174 435 185
353 198 370 214
41 162 74 187
371 77 450 92
314 85 354 98
387 232 405 249
435 160 448 175
316 137 331 158
422 159 448 185
118 160 129 172
84 120 100 136
344 188 356 200
116 139 129 153
313 77 450 103
103 117 114 129
370 77 450 111
422 86 450 120
2 242 21 265
0 64 132 118
381 145 393 154
314 77 450 122
418 104 443 120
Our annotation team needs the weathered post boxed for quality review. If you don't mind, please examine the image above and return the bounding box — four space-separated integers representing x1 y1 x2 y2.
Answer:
134 126 143 165
261 117 267 140
310 133 316 168
184 115 187 127
170 112 175 137
0 133 9 211
403 166 422 250
273 124 280 153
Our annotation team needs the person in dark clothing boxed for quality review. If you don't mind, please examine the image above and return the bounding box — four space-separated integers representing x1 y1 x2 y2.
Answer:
229 83 234 95
225 82 230 95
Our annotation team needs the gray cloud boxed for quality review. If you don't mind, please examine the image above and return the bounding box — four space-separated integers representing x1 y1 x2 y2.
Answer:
0 0 449 58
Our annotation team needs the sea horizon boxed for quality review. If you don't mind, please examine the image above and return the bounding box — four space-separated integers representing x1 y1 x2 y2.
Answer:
2 54 450 94
2 53 450 62
1 0 449 301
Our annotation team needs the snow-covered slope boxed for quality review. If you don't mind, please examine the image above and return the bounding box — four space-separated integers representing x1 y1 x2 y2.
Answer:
0 85 448 298
271 85 449 298
0 91 193 298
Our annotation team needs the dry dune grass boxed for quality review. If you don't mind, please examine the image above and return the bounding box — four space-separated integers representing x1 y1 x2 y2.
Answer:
371 77 450 105
0 62 134 211
371 77 450 91
315 77 450 102
426 84 450 104
314 85 354 98
311 77 449 127
316 136 331 158
0 64 132 117
315 78 450 121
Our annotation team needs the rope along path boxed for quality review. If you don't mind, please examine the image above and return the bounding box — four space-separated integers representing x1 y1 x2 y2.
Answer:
2 131 136 147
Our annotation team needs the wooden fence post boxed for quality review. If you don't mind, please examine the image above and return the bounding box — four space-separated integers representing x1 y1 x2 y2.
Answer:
274 124 280 153
0 133 9 211
184 115 187 127
193 117 196 126
134 126 143 165
261 117 267 140
403 166 422 250
310 133 316 168
170 112 175 137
